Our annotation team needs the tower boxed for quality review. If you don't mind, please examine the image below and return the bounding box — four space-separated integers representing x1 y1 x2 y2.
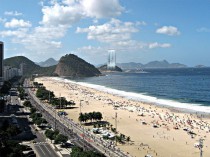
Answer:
107 50 116 70
0 41 3 84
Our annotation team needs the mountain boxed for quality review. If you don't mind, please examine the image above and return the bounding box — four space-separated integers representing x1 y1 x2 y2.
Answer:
54 54 101 77
4 55 101 77
117 62 143 70
37 58 58 67
98 65 123 72
117 60 187 69
144 60 187 68
194 65 207 68
4 56 56 76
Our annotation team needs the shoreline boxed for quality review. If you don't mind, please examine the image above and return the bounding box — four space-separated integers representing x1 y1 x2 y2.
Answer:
55 76 210 114
35 76 210 157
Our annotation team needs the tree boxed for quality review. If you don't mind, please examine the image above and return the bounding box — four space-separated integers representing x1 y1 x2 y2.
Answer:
53 130 60 139
1 120 9 131
23 100 32 108
78 113 85 123
6 125 21 137
45 129 55 141
33 117 44 125
54 134 68 144
30 107 37 114
70 146 105 157
95 112 103 121
84 113 89 122
88 112 94 122
0 81 11 94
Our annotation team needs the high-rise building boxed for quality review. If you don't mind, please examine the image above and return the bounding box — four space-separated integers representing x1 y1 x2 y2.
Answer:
107 50 116 69
0 41 3 85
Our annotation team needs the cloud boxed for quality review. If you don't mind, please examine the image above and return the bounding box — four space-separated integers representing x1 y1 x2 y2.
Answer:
76 18 138 43
80 0 124 18
77 45 104 54
0 28 28 38
4 19 32 28
34 25 68 39
40 0 124 27
41 3 82 26
0 25 63 58
62 0 77 5
197 27 210 33
4 11 23 16
148 42 171 49
156 26 180 36
1 0 124 61
76 18 171 55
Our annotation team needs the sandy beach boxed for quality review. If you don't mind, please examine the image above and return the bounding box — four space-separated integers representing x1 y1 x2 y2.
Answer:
35 77 210 157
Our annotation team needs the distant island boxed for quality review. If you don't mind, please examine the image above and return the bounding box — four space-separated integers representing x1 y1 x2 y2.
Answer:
98 65 123 73
117 60 187 70
194 65 207 68
4 54 101 77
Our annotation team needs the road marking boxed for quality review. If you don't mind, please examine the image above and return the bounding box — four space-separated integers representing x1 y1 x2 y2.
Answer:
44 144 52 154
36 145 46 155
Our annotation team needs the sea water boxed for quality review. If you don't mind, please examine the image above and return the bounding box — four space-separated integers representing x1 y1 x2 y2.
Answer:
56 68 210 113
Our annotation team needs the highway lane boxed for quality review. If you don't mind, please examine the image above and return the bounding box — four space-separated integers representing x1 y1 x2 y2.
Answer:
34 143 59 157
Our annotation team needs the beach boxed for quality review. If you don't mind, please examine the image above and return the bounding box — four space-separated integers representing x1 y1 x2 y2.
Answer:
35 77 210 157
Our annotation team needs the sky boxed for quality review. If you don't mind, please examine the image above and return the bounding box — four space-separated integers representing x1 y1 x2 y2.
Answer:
0 0 210 66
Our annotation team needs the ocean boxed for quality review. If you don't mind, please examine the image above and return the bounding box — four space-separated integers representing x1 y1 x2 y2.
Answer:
61 68 210 113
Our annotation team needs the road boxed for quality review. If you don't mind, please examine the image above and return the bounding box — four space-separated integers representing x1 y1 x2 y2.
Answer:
25 79 129 157
34 143 59 157
8 89 61 157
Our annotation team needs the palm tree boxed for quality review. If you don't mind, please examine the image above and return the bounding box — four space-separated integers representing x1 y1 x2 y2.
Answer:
84 113 89 122
95 112 103 121
78 113 85 123
88 112 94 122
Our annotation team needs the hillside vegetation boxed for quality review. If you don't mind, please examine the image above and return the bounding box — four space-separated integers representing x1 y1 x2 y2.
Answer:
4 54 100 77
54 54 101 77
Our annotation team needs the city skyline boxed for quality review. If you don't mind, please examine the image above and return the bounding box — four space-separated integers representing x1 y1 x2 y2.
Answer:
0 0 210 66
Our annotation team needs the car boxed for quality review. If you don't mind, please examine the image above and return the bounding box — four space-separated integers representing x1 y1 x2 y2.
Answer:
61 142 74 148
57 111 67 116
145 155 153 157
10 114 16 117
23 150 36 157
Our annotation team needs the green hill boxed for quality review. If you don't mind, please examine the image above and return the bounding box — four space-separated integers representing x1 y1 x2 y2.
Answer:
54 54 101 77
4 54 101 77
4 56 56 76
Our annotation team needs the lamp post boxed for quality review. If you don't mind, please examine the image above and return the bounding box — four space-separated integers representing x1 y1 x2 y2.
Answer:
60 93 61 109
79 100 85 150
48 91 50 104
54 108 57 130
115 112 117 146
199 138 204 157
80 100 84 115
